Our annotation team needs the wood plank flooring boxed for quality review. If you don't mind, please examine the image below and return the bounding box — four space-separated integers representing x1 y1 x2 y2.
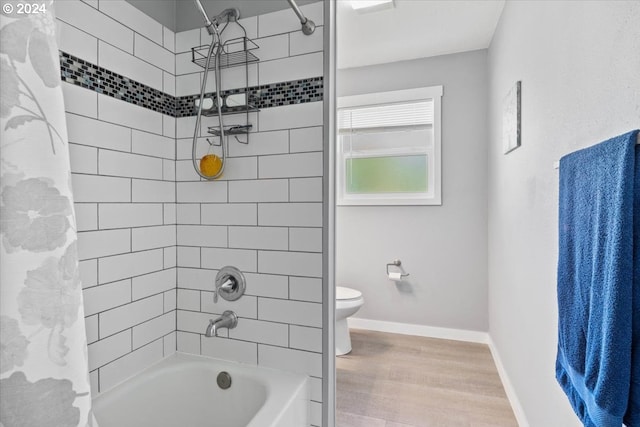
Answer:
336 329 518 427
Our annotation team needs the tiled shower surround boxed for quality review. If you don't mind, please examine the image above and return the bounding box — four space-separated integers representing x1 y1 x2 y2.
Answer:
55 1 325 426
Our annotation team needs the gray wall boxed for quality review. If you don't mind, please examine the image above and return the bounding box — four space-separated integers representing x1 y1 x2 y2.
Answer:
487 1 640 425
336 50 489 332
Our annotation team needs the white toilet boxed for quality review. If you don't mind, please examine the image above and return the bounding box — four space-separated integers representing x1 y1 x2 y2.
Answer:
335 286 364 355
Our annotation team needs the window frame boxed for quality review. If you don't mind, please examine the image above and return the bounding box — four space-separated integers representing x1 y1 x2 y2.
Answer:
336 86 443 206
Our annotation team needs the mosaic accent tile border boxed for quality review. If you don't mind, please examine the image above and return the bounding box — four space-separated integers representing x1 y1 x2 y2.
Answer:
59 51 324 118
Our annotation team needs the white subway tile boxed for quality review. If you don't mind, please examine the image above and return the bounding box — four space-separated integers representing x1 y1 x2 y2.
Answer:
56 19 97 63
56 0 133 53
177 204 200 224
176 331 201 354
258 250 322 278
177 310 212 335
228 226 288 250
258 344 321 377
98 0 162 45
177 289 200 311
255 34 289 61
201 203 257 226
83 279 131 316
290 177 323 202
228 179 288 203
164 289 176 312
163 159 175 181
132 268 176 300
310 377 322 402
290 26 324 56
164 203 177 225
79 259 98 289
290 325 322 353
132 130 175 160
259 298 321 328
259 52 323 86
164 246 177 268
175 29 200 54
258 102 323 132
89 329 131 371
69 144 97 174
201 337 257 365
132 179 175 202
164 331 176 356
176 73 201 97
98 95 163 134
177 267 213 291
66 113 131 152
72 174 130 203
228 130 289 157
259 152 322 179
289 277 322 303
243 273 289 299
176 52 201 75
177 246 201 268
98 41 163 91
77 229 130 260
214 157 258 181
176 116 197 139
230 318 288 347
259 203 322 227
99 294 164 338
74 203 97 231
177 225 227 247
99 204 163 229
289 228 322 253
290 126 323 153
175 160 200 182
163 72 176 97
133 312 175 349
204 64 258 92
311 401 322 427
163 115 175 138
80 0 98 8
85 314 99 344
134 33 174 73
132 225 176 251
258 7 303 38
177 181 227 203
177 137 209 160
99 150 163 180
201 293 257 319
90 370 99 396
99 340 164 392
98 249 164 284
201 248 257 272
163 27 175 53
62 82 97 117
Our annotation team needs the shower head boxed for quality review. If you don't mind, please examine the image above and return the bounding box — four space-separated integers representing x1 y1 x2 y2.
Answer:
286 0 316 35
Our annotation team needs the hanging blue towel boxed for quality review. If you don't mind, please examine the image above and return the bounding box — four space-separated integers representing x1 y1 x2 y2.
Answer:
556 129 639 427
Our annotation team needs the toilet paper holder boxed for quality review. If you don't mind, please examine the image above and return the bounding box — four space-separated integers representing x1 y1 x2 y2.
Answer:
386 259 410 278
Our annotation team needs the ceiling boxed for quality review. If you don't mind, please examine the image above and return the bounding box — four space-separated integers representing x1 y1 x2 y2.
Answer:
337 0 505 69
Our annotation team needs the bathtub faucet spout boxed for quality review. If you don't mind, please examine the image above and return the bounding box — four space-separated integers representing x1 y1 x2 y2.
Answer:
205 310 238 337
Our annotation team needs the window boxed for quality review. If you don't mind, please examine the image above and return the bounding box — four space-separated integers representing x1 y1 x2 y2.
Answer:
337 86 442 206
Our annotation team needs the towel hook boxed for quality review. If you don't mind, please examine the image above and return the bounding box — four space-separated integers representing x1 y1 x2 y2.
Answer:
386 259 410 277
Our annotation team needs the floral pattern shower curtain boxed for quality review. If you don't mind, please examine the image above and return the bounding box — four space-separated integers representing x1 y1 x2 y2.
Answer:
0 2 97 426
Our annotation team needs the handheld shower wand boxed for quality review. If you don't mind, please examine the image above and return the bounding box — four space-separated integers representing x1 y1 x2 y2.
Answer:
193 0 216 35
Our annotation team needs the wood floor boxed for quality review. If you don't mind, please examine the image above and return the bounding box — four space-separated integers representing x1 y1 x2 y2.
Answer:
336 329 518 427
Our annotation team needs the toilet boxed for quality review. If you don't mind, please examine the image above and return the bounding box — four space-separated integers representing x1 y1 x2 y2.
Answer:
335 286 364 355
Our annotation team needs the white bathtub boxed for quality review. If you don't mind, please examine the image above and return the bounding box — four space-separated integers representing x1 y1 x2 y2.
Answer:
92 352 309 427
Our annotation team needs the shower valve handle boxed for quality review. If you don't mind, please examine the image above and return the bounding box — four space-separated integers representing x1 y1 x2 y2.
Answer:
213 277 235 303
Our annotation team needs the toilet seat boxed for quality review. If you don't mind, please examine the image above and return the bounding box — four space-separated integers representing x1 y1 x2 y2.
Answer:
336 286 362 301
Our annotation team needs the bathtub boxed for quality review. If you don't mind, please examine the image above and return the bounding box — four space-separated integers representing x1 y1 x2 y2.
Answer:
92 352 309 427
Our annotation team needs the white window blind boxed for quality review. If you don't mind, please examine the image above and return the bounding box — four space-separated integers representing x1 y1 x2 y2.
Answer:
338 100 433 134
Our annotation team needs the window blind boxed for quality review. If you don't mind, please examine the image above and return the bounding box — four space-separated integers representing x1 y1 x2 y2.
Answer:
338 100 433 134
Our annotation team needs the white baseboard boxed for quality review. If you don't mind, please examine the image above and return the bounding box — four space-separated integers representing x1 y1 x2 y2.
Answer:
487 336 529 427
347 317 489 344
347 317 529 427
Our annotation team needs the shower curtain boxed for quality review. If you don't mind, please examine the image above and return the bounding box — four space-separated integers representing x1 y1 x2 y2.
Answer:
0 3 97 426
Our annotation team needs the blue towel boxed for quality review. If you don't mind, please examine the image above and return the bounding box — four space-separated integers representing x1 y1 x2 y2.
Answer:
556 129 639 427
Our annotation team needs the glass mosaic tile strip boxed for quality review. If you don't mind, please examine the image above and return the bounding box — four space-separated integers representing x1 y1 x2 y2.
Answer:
59 51 323 118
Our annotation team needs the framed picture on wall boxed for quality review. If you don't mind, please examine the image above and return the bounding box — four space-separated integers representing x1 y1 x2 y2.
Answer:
503 81 521 154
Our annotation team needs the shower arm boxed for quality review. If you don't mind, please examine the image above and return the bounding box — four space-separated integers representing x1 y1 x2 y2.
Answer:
193 0 216 35
286 0 316 35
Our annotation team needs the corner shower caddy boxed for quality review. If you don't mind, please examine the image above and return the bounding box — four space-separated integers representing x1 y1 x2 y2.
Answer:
191 33 259 143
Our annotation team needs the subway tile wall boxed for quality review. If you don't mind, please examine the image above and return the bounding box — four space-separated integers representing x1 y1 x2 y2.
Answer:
174 5 325 426
57 1 325 426
56 0 177 398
